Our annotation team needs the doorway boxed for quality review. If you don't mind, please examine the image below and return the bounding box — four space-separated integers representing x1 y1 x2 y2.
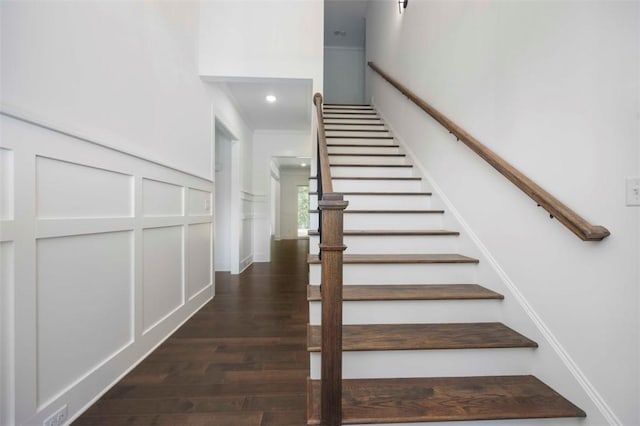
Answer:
297 185 309 237
214 126 232 272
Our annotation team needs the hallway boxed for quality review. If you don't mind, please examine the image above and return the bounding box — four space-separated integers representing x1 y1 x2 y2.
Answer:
73 240 309 426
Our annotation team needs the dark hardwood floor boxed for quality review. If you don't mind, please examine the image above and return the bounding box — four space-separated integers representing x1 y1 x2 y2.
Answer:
73 239 309 426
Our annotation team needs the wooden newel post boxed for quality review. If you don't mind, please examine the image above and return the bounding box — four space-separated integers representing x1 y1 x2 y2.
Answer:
318 192 348 426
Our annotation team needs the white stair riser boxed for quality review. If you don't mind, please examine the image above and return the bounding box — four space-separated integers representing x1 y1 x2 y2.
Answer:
330 166 414 178
310 194 431 210
327 131 391 138
333 179 423 192
325 138 396 146
325 124 387 131
308 299 502 325
309 263 477 285
324 114 379 120
309 349 533 379
308 234 456 255
328 145 400 154
310 212 443 230
325 118 383 125
329 155 408 165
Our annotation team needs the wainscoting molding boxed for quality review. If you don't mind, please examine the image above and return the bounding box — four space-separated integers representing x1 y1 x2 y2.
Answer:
0 112 214 426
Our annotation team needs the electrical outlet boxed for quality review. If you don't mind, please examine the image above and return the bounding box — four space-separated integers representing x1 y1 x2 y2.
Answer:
626 177 640 206
43 405 68 426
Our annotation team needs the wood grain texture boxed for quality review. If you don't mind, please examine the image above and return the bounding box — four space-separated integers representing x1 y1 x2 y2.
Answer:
310 192 431 196
309 209 444 214
328 153 406 157
73 240 309 426
326 135 394 139
308 253 478 264
317 195 348 425
325 128 388 131
327 144 400 148
307 284 503 301
329 164 413 168
313 93 334 193
368 62 609 241
323 111 377 115
307 323 537 351
307 376 586 424
309 229 454 236
310 176 421 181
325 122 385 126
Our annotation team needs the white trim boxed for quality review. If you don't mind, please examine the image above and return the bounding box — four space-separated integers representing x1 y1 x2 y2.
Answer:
239 254 253 274
65 293 212 426
375 103 623 426
0 107 212 183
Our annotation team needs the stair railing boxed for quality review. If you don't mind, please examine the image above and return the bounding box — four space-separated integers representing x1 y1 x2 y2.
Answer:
313 92 348 425
368 62 610 241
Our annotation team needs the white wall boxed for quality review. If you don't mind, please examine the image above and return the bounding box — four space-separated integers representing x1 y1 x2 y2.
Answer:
324 46 365 105
1 1 214 179
199 0 324 92
251 131 311 260
0 1 254 424
366 1 639 424
0 115 213 426
279 168 311 239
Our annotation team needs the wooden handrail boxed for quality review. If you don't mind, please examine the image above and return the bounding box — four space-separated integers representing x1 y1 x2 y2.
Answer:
314 93 334 194
312 93 347 425
368 62 610 241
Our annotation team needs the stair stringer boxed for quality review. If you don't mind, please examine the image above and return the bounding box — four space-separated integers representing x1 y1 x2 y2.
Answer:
373 102 620 426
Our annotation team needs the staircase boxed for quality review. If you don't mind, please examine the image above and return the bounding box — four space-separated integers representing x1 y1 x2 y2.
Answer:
306 104 586 424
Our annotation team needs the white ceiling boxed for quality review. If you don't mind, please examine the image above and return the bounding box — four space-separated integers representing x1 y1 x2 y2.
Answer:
324 0 368 47
224 79 313 131
274 156 311 170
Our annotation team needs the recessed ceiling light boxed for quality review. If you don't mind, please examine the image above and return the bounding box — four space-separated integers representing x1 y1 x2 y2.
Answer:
265 94 277 103
301 163 307 167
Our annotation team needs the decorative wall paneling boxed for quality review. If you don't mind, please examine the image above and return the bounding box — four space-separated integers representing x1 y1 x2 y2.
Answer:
0 113 214 426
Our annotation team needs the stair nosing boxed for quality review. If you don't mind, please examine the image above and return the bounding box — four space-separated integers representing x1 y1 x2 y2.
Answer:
309 209 444 214
307 322 538 352
308 229 455 236
327 144 400 147
307 284 504 301
328 153 405 157
326 136 394 139
307 253 477 264
307 376 586 424
309 192 431 195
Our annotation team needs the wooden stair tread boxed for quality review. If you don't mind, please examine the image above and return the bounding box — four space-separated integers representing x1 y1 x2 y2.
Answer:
326 121 383 124
324 116 381 120
324 111 378 115
309 209 444 214
308 253 478 264
307 375 586 424
326 135 393 139
310 192 431 196
330 164 412 168
327 143 399 147
307 284 503 301
307 322 537 351
329 153 405 157
309 176 420 180
325 128 387 131
308 229 454 236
